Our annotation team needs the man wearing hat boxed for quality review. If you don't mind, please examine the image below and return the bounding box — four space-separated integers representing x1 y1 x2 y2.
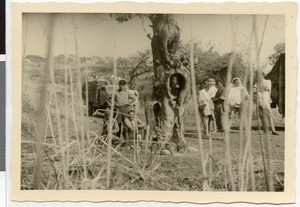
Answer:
198 78 216 138
115 79 135 139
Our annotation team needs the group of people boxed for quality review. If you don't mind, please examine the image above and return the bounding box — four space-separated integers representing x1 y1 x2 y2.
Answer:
198 74 279 140
97 80 147 148
96 73 279 150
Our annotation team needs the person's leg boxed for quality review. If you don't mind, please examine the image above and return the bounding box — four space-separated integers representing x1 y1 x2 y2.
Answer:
266 107 278 135
220 109 225 132
115 107 123 138
228 107 235 130
237 107 244 132
208 115 212 134
201 114 209 138
215 105 222 131
119 106 130 140
258 106 264 132
259 106 269 134
211 110 217 132
209 115 215 136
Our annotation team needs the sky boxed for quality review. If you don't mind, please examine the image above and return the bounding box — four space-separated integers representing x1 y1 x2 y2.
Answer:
23 13 285 66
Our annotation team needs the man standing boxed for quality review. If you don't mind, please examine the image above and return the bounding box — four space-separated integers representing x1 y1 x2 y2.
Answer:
208 80 218 132
198 78 216 139
128 83 139 111
115 80 135 139
212 80 226 133
255 73 279 135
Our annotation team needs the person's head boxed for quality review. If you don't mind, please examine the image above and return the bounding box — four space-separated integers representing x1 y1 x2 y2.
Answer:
119 79 128 90
128 110 135 121
215 79 224 89
205 78 216 89
232 78 241 87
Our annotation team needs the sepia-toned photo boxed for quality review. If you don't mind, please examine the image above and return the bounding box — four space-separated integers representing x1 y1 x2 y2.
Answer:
10 2 297 204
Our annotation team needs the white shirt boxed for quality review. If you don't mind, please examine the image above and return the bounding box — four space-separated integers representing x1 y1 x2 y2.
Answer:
208 85 218 98
198 89 214 115
228 86 242 107
255 79 272 108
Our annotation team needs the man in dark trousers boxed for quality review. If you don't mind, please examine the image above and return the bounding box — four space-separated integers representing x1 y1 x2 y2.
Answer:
115 80 135 141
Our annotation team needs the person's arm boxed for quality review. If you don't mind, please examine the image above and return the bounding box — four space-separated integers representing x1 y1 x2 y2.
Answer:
134 90 139 98
198 91 207 106
211 96 218 103
124 118 136 130
253 83 258 93
111 120 119 134
243 87 249 100
136 118 146 128
128 91 136 104
114 92 120 107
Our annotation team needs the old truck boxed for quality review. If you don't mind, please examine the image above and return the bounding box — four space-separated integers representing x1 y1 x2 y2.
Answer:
82 76 125 116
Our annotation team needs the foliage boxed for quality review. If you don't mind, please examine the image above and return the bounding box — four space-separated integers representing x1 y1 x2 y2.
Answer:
119 50 153 84
52 50 153 104
25 55 46 65
54 54 66 65
67 54 75 66
113 13 147 23
183 42 246 87
268 43 285 66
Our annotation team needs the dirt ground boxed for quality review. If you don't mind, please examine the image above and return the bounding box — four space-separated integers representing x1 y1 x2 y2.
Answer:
153 125 285 191
21 105 285 191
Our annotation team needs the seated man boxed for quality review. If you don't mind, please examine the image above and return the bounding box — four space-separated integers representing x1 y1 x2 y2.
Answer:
123 110 147 147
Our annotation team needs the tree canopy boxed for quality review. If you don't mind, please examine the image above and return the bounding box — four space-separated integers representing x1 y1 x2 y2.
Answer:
268 42 285 66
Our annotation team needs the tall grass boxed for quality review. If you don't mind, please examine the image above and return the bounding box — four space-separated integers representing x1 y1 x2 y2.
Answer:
189 15 209 190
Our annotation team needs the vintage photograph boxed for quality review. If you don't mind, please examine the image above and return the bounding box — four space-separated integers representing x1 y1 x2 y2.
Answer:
10 2 297 204
20 12 286 192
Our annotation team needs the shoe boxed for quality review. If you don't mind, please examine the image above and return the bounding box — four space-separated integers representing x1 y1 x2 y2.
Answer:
272 131 279 136
218 137 224 141
202 135 209 139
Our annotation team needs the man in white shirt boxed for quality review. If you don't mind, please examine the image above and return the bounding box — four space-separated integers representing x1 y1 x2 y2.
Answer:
198 78 216 138
255 74 279 135
208 85 218 98
123 110 147 147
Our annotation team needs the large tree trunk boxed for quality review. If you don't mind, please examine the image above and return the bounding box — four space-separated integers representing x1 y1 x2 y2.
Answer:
148 14 190 153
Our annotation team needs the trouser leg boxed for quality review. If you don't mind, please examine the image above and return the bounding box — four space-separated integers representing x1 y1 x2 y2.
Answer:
211 110 216 132
228 107 235 130
117 106 130 139
208 115 212 133
259 106 269 134
201 115 209 136
215 105 225 132
266 108 276 132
